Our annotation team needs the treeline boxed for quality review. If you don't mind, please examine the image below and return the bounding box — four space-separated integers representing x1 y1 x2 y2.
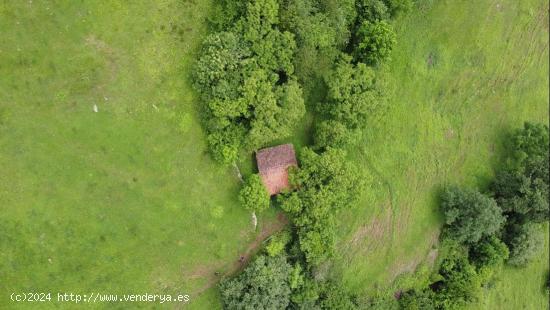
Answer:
205 0 412 309
400 122 549 309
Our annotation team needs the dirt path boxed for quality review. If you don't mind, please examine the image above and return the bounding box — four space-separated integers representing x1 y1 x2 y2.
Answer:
187 213 289 297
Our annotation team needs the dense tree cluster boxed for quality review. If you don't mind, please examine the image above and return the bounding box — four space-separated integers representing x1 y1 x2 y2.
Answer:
279 147 365 265
194 0 305 164
493 122 549 266
220 255 293 309
400 122 549 309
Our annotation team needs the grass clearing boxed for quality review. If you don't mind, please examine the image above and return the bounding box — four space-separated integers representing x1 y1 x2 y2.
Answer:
334 0 549 307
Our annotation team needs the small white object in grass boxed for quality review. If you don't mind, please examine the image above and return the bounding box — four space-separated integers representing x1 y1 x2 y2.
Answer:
252 212 257 230
152 104 159 111
93 104 98 113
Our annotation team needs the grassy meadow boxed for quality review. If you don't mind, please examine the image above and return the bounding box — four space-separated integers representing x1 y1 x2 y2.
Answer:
334 0 549 307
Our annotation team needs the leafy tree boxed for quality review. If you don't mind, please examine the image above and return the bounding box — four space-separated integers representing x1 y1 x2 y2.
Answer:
313 119 353 149
266 230 292 257
356 0 390 23
432 250 482 309
239 174 270 213
493 122 549 223
278 147 366 265
220 255 292 310
194 31 249 102
505 222 544 267
322 55 385 129
440 186 505 244
194 0 306 164
354 20 397 65
468 235 509 271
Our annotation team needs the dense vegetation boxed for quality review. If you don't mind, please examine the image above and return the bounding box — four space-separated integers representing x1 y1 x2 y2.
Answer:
194 0 549 309
194 0 305 164
400 122 549 309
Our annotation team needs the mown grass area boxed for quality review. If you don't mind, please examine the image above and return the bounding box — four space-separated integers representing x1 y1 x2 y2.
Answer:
0 1 269 308
334 0 549 307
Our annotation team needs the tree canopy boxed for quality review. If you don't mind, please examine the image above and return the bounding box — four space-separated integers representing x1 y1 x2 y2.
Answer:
278 147 366 265
194 0 306 164
239 174 271 213
220 255 293 310
440 186 505 244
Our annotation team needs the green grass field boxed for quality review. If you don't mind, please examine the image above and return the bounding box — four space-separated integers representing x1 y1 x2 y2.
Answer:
333 0 549 308
1 0 548 309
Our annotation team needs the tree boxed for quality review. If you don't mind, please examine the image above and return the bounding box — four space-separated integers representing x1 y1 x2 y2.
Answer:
468 235 509 271
194 0 305 164
265 230 292 257
440 186 505 244
354 20 396 65
355 0 390 23
313 120 353 149
239 174 270 213
433 250 482 309
505 223 544 267
278 147 366 265
220 255 292 310
194 31 249 101
322 55 385 129
493 122 549 223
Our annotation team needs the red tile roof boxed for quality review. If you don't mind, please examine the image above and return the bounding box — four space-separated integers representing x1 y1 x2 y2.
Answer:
256 144 297 196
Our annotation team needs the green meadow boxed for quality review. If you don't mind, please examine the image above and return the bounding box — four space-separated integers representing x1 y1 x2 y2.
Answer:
335 0 549 307
1 0 548 309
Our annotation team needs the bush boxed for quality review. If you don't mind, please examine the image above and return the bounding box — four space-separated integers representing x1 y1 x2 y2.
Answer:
265 230 292 257
399 289 436 310
220 255 292 310
440 186 505 244
505 223 544 267
239 174 270 213
354 20 396 65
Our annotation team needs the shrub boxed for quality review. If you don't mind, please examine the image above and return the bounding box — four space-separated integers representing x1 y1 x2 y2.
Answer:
219 255 292 310
265 230 292 257
354 20 396 65
239 174 270 213
440 186 505 244
505 223 544 267
399 289 436 310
